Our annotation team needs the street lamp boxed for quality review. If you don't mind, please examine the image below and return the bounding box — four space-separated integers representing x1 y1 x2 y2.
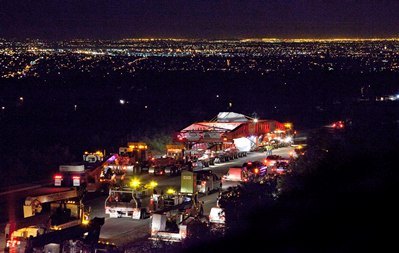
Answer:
253 118 259 146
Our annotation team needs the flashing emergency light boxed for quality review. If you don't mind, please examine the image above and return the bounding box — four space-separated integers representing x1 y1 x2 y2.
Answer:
284 122 293 129
82 217 90 225
130 178 141 189
147 180 158 189
166 188 176 195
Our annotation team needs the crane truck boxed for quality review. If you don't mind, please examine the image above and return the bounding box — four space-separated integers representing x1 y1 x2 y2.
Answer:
53 153 119 192
4 188 95 253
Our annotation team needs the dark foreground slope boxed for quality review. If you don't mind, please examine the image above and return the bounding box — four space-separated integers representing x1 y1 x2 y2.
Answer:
181 102 399 253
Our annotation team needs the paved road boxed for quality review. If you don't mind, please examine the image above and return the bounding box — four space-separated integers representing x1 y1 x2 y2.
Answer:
0 147 293 249
96 147 293 246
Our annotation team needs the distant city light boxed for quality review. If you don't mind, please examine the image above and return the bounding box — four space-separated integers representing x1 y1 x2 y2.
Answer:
119 99 125 105
1 106 5 110
74 104 77 111
19 97 24 101
144 105 148 109
216 94 219 98
229 102 233 107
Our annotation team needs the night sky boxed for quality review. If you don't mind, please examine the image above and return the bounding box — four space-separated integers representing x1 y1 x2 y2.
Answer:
1 0 399 40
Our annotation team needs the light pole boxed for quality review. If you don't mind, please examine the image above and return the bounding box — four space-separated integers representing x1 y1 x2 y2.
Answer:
253 118 258 147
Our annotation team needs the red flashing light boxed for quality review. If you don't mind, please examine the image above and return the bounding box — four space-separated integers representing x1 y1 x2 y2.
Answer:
160 171 163 175
54 175 63 179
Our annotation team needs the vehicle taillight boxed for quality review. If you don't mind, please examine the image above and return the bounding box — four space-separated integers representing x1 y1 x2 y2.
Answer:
247 161 252 165
6 239 21 247
72 176 80 180
54 175 63 179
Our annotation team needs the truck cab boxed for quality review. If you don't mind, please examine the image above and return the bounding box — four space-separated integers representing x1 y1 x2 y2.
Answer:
195 170 222 194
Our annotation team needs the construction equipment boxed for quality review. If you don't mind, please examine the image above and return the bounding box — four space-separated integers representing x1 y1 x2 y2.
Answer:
149 172 204 242
4 188 92 253
99 142 149 188
22 188 89 229
148 157 182 176
53 153 119 192
166 144 185 160
4 217 105 253
83 150 104 163
149 194 203 243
